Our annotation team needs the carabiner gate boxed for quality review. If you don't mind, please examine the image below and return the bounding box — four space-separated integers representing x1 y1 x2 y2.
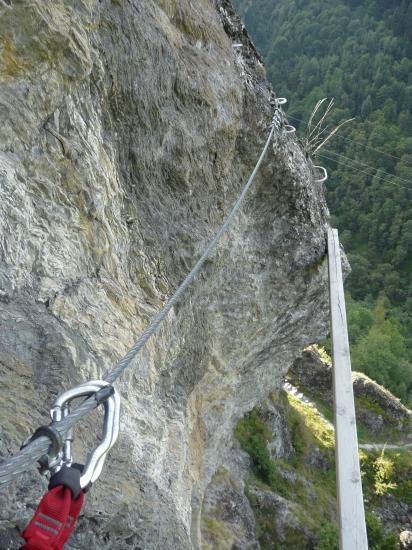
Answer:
50 380 120 489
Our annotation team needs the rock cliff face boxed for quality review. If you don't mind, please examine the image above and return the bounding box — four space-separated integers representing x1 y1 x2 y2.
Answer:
289 348 412 441
0 1 330 548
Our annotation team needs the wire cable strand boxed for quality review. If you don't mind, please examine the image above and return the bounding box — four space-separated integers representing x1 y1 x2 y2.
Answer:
0 121 277 487
322 148 412 187
317 152 412 191
287 114 412 166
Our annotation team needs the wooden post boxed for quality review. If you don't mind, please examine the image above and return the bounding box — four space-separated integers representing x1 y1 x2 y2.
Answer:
327 228 368 550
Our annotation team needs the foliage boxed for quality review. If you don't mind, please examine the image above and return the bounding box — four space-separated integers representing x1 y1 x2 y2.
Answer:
391 449 412 504
360 447 412 504
347 296 412 405
373 449 397 496
361 447 398 496
235 409 288 495
314 521 339 550
233 0 412 406
366 512 400 550
304 98 354 154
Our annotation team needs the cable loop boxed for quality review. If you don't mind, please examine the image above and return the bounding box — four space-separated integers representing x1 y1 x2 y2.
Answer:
314 165 328 183
283 124 296 134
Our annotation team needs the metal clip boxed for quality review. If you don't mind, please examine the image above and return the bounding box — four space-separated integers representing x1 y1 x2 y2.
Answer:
283 124 296 134
313 165 328 183
275 97 287 107
21 425 64 474
50 380 120 488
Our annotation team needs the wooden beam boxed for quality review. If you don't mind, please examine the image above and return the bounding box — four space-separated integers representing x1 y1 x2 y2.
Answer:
327 228 368 550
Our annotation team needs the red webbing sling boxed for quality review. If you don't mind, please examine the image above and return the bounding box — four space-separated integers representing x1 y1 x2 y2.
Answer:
21 485 84 549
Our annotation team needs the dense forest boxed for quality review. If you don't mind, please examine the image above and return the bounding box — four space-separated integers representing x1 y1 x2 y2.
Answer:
234 0 412 406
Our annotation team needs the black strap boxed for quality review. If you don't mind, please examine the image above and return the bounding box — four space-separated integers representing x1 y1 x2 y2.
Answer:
49 465 83 500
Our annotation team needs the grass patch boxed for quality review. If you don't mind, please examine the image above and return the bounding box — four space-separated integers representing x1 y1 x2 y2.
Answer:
388 448 412 505
235 402 337 532
312 344 332 366
245 487 281 549
355 395 405 443
356 394 387 417
201 517 235 550
246 482 313 550
235 409 289 497
365 512 399 550
296 390 402 444
285 392 335 451
283 391 337 509
236 392 409 548
360 447 412 505
314 520 339 550
313 399 334 424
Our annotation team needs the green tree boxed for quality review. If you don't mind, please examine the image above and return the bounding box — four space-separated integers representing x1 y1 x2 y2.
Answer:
234 0 412 404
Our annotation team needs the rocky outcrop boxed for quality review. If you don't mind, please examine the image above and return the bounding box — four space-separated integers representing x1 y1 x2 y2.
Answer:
201 466 258 549
288 348 412 440
353 374 412 439
246 487 314 549
0 1 330 547
288 348 333 397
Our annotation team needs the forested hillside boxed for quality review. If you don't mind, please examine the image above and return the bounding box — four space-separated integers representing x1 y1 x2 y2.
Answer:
234 0 412 406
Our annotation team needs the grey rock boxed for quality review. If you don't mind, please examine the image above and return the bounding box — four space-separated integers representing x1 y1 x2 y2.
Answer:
353 373 412 438
400 530 412 550
257 398 294 460
374 497 412 539
0 0 330 547
201 466 259 549
288 348 412 439
247 485 314 549
287 348 333 399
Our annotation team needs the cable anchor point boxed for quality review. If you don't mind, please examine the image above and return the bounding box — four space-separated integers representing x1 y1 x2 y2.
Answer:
314 165 328 183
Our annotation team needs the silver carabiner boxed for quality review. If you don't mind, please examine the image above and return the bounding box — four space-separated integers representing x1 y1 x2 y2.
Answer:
50 380 120 488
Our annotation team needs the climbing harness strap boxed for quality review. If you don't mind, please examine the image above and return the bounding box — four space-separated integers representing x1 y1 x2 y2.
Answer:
21 485 84 550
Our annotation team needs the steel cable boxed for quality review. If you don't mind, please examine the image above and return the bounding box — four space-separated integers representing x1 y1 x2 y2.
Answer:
321 149 412 187
317 152 412 191
287 114 412 165
0 119 277 487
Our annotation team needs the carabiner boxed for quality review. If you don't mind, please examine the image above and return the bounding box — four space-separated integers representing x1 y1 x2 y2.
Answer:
50 380 120 488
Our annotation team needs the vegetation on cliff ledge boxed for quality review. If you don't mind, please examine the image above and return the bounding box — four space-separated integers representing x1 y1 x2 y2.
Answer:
235 391 410 549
